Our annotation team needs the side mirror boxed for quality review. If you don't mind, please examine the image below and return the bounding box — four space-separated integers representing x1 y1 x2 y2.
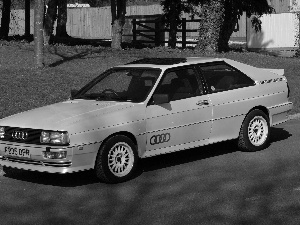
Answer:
152 94 169 105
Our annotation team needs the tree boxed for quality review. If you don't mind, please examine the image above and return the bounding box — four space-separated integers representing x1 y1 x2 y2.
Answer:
56 0 68 37
111 0 126 49
196 0 225 52
34 0 44 69
161 0 187 48
0 0 12 39
161 0 273 52
44 0 68 44
193 0 273 52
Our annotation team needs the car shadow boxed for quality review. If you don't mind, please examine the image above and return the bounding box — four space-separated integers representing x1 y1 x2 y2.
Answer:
2 127 291 187
141 139 239 172
3 169 99 187
142 126 291 172
269 126 292 143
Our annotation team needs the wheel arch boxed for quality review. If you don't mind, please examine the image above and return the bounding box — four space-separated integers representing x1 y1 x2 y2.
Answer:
245 105 270 123
98 131 138 154
239 105 270 137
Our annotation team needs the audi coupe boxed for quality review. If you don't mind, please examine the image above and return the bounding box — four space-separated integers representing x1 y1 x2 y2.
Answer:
0 57 293 183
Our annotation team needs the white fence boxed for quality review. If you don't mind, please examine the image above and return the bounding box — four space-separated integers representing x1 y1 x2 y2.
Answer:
247 12 299 50
0 4 246 42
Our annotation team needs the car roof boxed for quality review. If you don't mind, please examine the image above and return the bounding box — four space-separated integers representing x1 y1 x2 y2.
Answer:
116 57 223 69
113 57 284 82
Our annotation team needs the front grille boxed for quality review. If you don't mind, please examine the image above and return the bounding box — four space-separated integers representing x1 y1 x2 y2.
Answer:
2 156 72 167
1 126 42 144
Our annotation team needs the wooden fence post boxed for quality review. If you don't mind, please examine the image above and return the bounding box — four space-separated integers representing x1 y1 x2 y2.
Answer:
25 0 30 37
182 18 186 49
132 19 136 44
155 19 160 46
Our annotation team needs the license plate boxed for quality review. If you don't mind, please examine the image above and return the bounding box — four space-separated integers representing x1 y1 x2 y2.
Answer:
4 146 30 158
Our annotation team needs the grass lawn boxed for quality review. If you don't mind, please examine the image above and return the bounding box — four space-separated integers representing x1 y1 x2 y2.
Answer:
0 42 299 119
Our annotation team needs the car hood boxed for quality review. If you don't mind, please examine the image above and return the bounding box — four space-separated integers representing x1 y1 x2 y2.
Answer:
0 100 144 132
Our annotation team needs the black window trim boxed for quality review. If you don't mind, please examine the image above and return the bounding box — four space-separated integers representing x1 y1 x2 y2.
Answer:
148 65 206 105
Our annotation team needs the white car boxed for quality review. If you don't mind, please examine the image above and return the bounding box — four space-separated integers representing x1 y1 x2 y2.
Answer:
0 57 293 183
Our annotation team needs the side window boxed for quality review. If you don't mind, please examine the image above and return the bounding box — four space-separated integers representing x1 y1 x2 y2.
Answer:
154 67 203 101
199 63 255 93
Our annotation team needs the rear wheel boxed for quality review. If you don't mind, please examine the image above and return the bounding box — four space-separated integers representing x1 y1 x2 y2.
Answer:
238 109 270 152
95 135 139 183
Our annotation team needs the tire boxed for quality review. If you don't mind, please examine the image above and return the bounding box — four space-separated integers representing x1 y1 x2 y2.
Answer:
94 135 139 183
238 109 270 152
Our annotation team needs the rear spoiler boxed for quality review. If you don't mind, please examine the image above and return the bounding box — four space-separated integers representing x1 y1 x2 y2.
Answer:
262 69 284 76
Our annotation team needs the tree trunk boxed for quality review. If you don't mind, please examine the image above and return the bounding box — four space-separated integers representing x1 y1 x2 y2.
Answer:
217 1 238 52
111 19 123 49
34 0 45 69
196 0 225 52
43 0 58 44
111 0 126 49
168 1 178 48
56 0 68 37
0 0 12 39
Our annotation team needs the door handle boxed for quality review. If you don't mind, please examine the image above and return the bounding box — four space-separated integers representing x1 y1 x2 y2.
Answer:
196 100 209 106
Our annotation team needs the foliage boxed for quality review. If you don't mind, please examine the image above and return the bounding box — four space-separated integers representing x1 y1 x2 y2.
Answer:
291 0 300 57
196 0 225 52
160 0 274 52
161 0 186 48
8 0 35 9
196 0 273 52
161 0 189 27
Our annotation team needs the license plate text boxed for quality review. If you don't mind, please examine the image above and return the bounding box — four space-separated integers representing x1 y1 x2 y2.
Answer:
4 146 30 158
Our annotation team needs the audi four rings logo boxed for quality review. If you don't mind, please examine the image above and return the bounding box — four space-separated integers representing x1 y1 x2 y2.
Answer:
150 133 170 145
12 131 28 140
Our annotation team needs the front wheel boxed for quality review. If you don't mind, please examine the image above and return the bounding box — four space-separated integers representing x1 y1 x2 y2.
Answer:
95 135 139 183
238 109 270 152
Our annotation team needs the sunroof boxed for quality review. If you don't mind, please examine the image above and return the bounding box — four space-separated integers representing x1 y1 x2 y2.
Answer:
128 58 187 65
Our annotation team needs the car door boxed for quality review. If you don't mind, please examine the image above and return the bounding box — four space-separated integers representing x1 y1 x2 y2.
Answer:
144 66 213 157
197 62 256 143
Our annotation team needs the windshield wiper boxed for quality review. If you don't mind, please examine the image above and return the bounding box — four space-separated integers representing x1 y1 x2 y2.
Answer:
96 95 131 102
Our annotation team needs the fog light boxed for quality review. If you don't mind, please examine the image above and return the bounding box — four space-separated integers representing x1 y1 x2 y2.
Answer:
42 151 67 159
0 127 5 139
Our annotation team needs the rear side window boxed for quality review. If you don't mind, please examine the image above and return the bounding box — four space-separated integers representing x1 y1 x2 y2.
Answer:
199 63 255 93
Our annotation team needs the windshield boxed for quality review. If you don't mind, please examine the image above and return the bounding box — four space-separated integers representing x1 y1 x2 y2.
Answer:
74 68 161 102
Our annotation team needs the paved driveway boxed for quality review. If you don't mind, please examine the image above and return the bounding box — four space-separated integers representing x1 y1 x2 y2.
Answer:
1 119 300 225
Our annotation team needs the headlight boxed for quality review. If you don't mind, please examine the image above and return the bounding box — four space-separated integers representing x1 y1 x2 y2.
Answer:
40 131 70 145
0 127 5 139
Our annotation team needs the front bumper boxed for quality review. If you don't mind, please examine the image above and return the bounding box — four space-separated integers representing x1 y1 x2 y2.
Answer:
0 142 95 173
